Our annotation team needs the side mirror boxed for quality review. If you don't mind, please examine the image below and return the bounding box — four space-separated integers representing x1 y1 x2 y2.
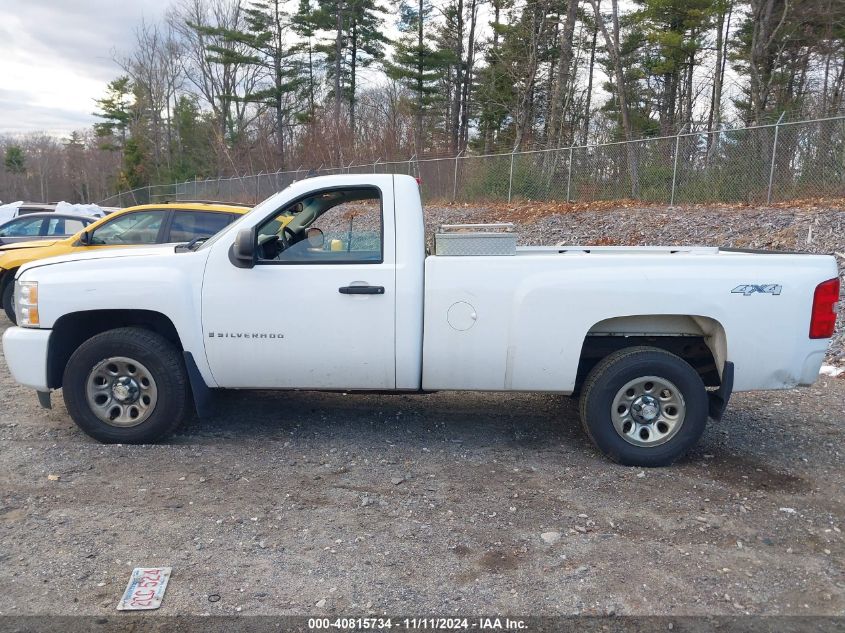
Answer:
78 230 91 246
231 228 256 268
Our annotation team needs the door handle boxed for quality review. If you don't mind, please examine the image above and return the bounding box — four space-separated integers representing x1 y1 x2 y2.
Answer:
338 285 385 295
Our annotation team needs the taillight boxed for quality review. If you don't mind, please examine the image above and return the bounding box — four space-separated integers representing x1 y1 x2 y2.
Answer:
809 277 840 339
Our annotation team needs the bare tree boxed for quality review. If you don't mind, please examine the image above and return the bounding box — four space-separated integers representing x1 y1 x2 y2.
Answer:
116 19 185 180
169 0 261 146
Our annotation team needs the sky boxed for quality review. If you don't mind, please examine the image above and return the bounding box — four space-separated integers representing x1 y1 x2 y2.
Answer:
0 0 172 137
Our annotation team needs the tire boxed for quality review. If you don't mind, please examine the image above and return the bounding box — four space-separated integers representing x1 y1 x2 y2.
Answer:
63 327 189 443
1 277 15 324
578 346 708 467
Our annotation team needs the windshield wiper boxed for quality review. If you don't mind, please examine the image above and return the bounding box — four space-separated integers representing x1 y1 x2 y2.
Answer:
175 236 209 253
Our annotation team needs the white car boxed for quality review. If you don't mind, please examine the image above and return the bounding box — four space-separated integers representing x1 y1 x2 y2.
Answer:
2 175 840 466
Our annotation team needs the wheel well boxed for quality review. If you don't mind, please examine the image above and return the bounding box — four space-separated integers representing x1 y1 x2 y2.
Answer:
0 268 18 294
47 310 183 389
574 315 728 393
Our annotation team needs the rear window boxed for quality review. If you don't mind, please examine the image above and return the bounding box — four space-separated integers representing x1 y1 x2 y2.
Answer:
168 211 233 243
46 217 86 235
17 206 54 215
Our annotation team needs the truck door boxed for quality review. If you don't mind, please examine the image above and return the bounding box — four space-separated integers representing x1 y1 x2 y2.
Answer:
201 182 396 389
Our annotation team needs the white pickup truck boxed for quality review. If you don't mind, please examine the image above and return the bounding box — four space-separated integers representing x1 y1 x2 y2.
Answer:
2 175 840 466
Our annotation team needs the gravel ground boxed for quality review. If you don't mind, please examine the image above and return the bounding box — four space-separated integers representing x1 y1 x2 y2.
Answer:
1 202 844 619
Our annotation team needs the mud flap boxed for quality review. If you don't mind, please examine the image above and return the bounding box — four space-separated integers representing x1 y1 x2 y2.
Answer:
708 361 734 420
36 390 51 410
183 352 214 418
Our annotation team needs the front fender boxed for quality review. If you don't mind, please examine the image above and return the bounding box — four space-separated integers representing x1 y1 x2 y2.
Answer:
18 251 217 388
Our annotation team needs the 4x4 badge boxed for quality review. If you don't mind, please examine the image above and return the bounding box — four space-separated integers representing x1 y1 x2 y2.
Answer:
731 284 782 296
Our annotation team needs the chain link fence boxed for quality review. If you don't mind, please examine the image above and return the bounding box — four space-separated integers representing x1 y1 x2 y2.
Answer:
100 115 845 208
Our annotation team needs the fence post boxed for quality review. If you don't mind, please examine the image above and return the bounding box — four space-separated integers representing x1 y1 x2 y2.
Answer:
767 112 786 204
670 124 686 207
347 159 355 174
566 144 574 202
408 154 416 177
373 158 381 174
453 150 464 201
507 151 515 203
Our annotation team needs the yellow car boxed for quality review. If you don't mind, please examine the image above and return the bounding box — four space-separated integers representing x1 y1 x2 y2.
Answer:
0 202 250 323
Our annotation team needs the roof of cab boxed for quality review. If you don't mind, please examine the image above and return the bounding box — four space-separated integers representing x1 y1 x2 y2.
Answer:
118 201 252 214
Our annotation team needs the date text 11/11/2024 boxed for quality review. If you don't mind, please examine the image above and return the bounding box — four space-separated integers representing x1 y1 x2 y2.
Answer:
307 617 528 630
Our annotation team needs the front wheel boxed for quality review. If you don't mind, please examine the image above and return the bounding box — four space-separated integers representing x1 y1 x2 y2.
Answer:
578 346 709 467
63 327 189 443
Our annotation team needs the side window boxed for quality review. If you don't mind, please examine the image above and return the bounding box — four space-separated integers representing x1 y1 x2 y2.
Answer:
90 211 166 245
168 211 232 243
255 188 382 264
0 217 44 237
46 218 86 236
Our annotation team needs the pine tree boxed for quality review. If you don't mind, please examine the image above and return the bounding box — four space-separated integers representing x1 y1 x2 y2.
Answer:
4 146 25 174
93 76 133 150
291 0 320 120
237 0 307 167
633 0 714 134
385 0 451 153
64 132 89 202
171 95 216 181
310 0 388 141
473 0 512 153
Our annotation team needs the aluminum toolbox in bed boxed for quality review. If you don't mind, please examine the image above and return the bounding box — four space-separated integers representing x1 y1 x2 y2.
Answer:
434 223 516 256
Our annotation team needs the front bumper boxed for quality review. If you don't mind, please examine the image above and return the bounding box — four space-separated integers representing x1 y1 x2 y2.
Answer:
2 326 52 391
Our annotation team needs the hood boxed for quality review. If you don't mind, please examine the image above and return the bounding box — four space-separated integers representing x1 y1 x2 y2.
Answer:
0 240 60 252
20 244 180 274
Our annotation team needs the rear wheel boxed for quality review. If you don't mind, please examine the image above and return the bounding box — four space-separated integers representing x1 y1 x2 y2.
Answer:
1 278 15 323
63 327 188 443
578 346 708 467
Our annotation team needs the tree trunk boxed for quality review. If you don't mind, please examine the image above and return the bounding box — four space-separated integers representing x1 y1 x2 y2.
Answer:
415 0 424 154
350 17 358 143
589 0 639 196
482 1 502 153
749 0 789 124
547 0 579 148
707 2 731 158
459 0 478 152
581 0 599 145
450 0 465 155
334 0 344 134
512 2 552 151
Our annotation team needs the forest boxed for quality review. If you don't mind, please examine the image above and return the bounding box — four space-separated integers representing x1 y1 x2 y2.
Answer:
1 0 844 204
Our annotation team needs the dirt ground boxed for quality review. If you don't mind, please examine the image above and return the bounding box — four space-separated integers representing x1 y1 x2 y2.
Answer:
1 311 843 618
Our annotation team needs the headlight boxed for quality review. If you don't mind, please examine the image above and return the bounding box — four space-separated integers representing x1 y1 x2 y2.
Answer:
16 281 39 327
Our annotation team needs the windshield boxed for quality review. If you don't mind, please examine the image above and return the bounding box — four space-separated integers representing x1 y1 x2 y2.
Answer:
196 188 290 251
89 211 166 245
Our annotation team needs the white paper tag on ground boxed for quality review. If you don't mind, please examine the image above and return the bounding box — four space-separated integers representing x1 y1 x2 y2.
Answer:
116 567 171 610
